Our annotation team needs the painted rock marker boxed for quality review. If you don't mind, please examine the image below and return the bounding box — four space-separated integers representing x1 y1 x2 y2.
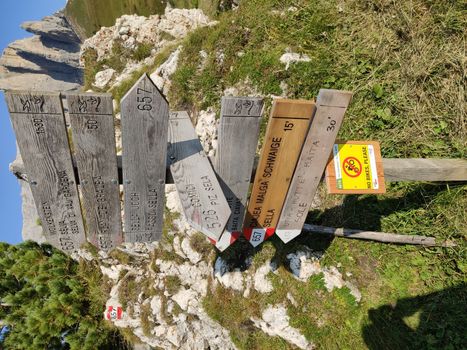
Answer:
276 89 352 243
168 111 231 241
5 92 86 254
211 97 263 251
67 93 123 251
325 141 385 194
121 74 169 242
243 99 315 247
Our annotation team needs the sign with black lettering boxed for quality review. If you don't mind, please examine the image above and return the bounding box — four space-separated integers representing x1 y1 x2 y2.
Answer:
276 89 352 243
168 111 231 241
5 91 86 254
67 93 123 251
121 74 169 242
211 97 263 251
243 99 315 247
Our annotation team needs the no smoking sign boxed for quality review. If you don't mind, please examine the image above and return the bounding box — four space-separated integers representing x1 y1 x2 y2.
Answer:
326 141 385 194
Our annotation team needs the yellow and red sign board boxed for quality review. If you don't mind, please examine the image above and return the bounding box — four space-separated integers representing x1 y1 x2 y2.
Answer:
326 141 385 194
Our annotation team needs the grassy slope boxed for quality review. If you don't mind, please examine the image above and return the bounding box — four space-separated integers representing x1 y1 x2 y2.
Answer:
83 0 466 348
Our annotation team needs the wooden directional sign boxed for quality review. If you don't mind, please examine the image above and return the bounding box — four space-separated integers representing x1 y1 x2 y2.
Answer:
168 111 231 241
243 99 315 247
121 74 169 242
211 97 263 251
5 91 86 254
67 93 123 251
276 89 352 243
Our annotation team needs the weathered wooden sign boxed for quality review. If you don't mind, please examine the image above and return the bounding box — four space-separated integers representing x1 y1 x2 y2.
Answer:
5 92 86 254
168 111 231 241
276 89 352 243
67 93 123 251
326 141 386 194
212 96 264 251
243 99 315 247
121 74 169 242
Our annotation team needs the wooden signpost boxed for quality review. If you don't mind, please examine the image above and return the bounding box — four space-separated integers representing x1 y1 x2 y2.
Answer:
5 92 86 254
212 97 264 251
67 93 123 251
243 99 315 247
276 89 352 243
168 111 231 241
121 74 169 242
326 141 385 194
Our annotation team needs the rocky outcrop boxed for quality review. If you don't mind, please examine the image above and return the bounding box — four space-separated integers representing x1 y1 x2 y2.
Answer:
0 12 82 92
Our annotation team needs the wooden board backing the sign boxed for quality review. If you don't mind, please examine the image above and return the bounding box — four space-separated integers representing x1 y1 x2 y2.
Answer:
121 74 169 242
169 111 231 241
213 97 263 250
67 93 123 251
276 89 352 243
243 99 315 242
5 91 86 254
326 141 385 194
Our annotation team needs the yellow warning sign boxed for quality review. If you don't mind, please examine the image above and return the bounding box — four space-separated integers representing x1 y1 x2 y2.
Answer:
326 141 385 194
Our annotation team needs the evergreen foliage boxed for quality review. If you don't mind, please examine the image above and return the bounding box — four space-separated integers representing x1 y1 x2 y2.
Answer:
0 241 128 349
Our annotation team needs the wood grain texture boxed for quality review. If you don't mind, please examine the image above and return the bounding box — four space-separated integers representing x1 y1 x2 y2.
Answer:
121 74 169 242
168 111 231 241
244 99 315 246
67 93 123 251
325 141 386 194
213 97 263 251
5 91 86 254
276 90 352 243
383 158 467 182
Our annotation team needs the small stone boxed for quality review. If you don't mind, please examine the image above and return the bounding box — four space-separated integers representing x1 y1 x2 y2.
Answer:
93 68 116 89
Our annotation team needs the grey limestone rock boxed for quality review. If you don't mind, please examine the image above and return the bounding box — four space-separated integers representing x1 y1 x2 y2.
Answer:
21 14 80 44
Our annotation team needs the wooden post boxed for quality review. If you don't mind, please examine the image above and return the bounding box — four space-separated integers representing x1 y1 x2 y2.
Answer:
67 93 123 251
212 97 264 251
121 74 169 242
276 90 352 243
5 92 86 254
168 111 231 241
243 99 315 247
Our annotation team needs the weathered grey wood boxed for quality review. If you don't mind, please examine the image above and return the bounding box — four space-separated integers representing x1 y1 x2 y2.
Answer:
383 158 467 182
276 89 352 243
303 224 456 247
67 93 123 251
213 97 263 251
11 156 467 185
5 91 86 254
168 111 231 241
121 74 169 242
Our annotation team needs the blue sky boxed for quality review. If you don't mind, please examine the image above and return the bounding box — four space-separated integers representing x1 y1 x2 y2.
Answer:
0 0 66 244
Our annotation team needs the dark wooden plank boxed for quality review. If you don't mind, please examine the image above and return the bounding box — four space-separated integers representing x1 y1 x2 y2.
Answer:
121 74 169 242
276 89 352 243
212 97 263 251
67 93 123 251
5 91 86 254
168 111 231 241
243 99 315 247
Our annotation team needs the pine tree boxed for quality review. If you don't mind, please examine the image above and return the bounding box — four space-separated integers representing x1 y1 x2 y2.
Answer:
0 241 128 349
